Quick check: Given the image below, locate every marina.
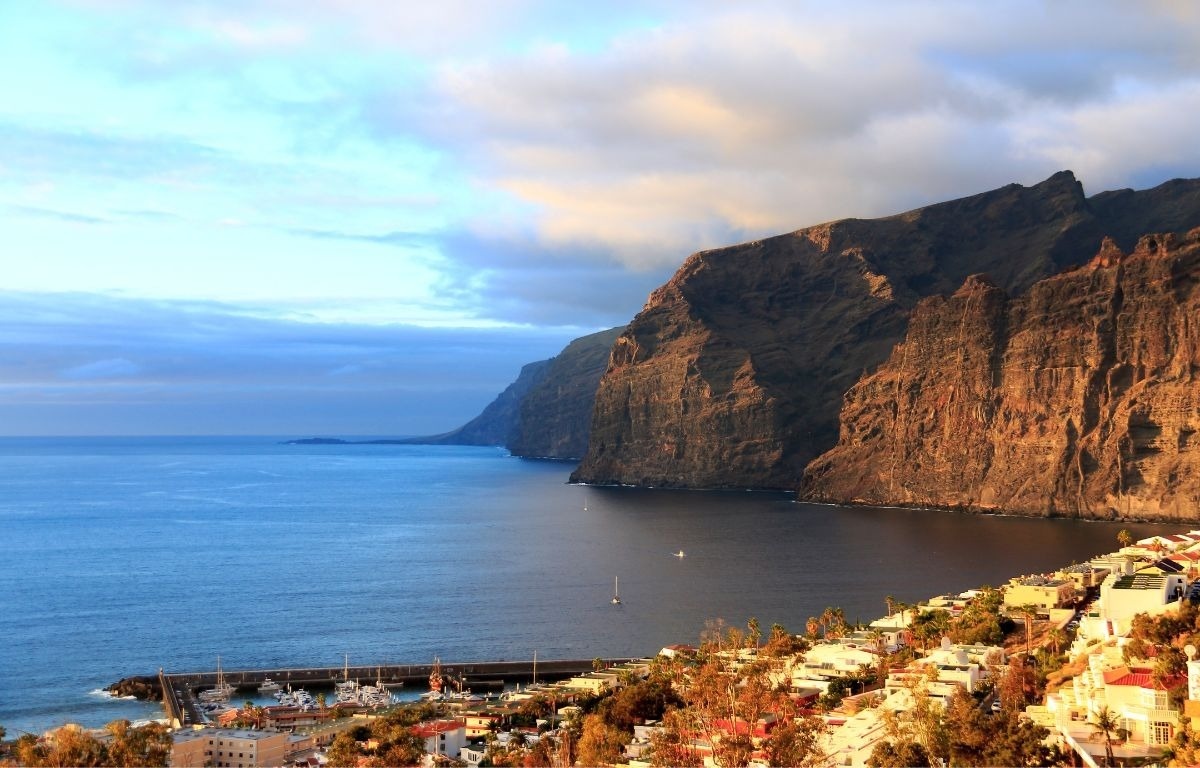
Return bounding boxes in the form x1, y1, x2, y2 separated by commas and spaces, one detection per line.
154, 657, 613, 728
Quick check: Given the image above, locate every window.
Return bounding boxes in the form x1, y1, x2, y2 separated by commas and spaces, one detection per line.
1153, 721, 1172, 745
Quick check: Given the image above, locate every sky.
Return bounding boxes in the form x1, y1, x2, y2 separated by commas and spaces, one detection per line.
3, 0, 1200, 436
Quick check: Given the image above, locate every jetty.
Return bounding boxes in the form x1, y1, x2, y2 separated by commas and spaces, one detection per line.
155, 658, 621, 728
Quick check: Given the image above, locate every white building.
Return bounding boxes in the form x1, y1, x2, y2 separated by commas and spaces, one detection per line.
1097, 571, 1187, 636
413, 719, 466, 761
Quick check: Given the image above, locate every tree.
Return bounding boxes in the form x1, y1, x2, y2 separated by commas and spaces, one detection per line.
525, 736, 555, 767
868, 738, 930, 767
577, 714, 627, 767
1117, 529, 1133, 548
1017, 604, 1040, 656
1090, 706, 1128, 766
761, 717, 826, 767
649, 710, 702, 767
1047, 627, 1066, 656
747, 617, 762, 652
15, 724, 105, 767
104, 720, 171, 767
805, 616, 819, 640
375, 734, 425, 768
326, 730, 362, 768
763, 623, 805, 657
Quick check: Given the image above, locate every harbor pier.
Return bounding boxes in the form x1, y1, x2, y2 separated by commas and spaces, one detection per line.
167, 658, 611, 693
150, 657, 627, 726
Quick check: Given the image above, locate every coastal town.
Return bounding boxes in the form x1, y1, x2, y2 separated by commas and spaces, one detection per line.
10, 530, 1200, 767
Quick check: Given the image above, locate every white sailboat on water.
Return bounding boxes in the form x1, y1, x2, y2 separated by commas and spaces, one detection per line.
611, 576, 621, 605
198, 655, 235, 702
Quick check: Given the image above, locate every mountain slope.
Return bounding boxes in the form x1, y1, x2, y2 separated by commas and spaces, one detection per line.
570, 172, 1200, 490
801, 231, 1200, 520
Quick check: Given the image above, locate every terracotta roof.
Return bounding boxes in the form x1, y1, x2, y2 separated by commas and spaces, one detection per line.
413, 720, 464, 737
1103, 667, 1185, 690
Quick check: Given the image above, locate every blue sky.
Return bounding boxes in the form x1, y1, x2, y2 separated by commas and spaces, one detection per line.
3, 1, 1200, 435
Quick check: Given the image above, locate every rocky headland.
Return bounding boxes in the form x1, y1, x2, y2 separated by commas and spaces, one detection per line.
801, 230, 1200, 520
400, 326, 624, 460
569, 171, 1200, 498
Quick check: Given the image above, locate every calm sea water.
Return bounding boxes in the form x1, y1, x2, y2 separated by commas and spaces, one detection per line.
0, 437, 1181, 735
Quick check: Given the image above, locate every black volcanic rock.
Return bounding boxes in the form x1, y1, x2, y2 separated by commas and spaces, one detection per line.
570, 172, 1200, 490
109, 676, 162, 701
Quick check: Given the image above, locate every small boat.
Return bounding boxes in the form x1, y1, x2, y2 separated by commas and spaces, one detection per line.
198, 656, 234, 702
674, 550, 686, 558
611, 576, 621, 605
257, 677, 281, 693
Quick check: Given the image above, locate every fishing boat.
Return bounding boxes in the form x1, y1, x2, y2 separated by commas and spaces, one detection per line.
611, 576, 621, 605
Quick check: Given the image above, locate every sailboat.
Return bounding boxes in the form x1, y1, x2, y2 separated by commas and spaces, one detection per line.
420, 657, 445, 701
198, 656, 235, 702
611, 576, 621, 605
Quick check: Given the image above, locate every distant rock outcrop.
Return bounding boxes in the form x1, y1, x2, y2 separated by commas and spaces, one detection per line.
802, 231, 1200, 520
570, 172, 1200, 490
509, 326, 627, 459
407, 326, 624, 460
413, 359, 554, 447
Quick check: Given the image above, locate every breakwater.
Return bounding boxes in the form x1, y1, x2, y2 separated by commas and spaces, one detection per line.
125, 658, 625, 727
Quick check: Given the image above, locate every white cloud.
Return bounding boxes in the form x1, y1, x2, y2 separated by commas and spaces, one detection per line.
392, 1, 1200, 268
62, 357, 142, 380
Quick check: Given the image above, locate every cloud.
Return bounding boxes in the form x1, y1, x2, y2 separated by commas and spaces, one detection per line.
7, 204, 109, 225
61, 357, 142, 380
0, 291, 592, 435
364, 0, 1200, 268
12, 0, 1200, 346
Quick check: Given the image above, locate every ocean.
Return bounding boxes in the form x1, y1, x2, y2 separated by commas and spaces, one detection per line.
0, 436, 1178, 736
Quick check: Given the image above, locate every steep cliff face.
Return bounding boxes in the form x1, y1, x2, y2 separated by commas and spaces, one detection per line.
408, 359, 553, 447
408, 326, 623, 459
571, 172, 1200, 490
509, 326, 625, 459
802, 231, 1200, 520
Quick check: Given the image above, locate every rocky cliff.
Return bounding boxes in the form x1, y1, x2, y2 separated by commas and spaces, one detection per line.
409, 326, 623, 459
801, 231, 1200, 520
508, 326, 626, 459
405, 358, 552, 447
571, 171, 1200, 490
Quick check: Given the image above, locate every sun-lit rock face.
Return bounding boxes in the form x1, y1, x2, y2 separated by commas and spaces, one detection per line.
802, 230, 1200, 520
570, 171, 1200, 491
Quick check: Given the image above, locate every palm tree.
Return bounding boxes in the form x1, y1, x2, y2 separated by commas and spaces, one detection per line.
1090, 706, 1128, 766
1048, 627, 1066, 656
1117, 529, 1133, 549
1018, 604, 1039, 656
885, 595, 897, 620
805, 617, 819, 640
820, 607, 835, 638
747, 617, 762, 651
